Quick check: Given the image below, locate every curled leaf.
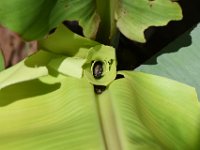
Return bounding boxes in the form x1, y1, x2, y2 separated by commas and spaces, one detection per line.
47, 55, 86, 78
38, 24, 98, 55
0, 50, 54, 89
83, 45, 117, 86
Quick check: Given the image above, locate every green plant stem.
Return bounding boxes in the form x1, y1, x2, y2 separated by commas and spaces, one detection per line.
96, 0, 119, 46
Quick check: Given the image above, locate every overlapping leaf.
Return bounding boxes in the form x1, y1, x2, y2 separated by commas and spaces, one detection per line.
106, 71, 200, 149
0, 25, 99, 89
0, 51, 50, 89
137, 23, 200, 98
116, 0, 182, 42
38, 24, 98, 55
0, 0, 182, 43
0, 0, 100, 40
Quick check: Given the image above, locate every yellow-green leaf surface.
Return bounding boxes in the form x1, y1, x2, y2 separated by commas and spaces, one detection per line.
48, 56, 87, 78
0, 70, 199, 149
0, 50, 53, 89
39, 24, 98, 56
0, 25, 115, 90
99, 71, 200, 149
39, 25, 117, 80
116, 0, 182, 42
39, 24, 99, 78
0, 75, 105, 150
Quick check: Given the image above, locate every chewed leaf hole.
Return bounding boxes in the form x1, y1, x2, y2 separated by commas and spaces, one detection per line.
92, 61, 104, 79
49, 28, 56, 34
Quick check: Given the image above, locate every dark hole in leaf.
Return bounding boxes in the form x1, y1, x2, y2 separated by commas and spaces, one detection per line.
94, 85, 106, 94
92, 61, 103, 79
115, 74, 124, 80
49, 28, 56, 34
63, 21, 83, 36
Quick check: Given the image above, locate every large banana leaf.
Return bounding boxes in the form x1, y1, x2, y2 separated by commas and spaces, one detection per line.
0, 71, 199, 149
0, 25, 200, 149
0, 0, 182, 43
137, 23, 200, 98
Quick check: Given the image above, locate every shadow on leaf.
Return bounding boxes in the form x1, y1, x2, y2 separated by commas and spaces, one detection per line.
143, 25, 195, 65
0, 79, 60, 106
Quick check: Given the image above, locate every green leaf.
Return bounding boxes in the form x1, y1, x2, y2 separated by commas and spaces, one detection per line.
0, 30, 199, 148
0, 71, 199, 149
0, 75, 105, 150
0, 51, 4, 71
0, 0, 100, 40
38, 24, 98, 55
0, 47, 88, 89
0, 0, 182, 43
99, 71, 200, 149
0, 25, 116, 89
116, 0, 182, 42
39, 24, 100, 78
48, 55, 87, 78
137, 23, 200, 98
0, 50, 52, 89
40, 25, 117, 83
0, 13, 199, 149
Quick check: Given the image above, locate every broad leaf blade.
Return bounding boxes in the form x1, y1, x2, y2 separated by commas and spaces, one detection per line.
0, 49, 199, 149
0, 0, 100, 40
116, 0, 182, 42
102, 71, 200, 149
0, 75, 105, 150
137, 23, 200, 98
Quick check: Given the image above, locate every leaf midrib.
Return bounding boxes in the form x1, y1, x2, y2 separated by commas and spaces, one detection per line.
96, 90, 123, 150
